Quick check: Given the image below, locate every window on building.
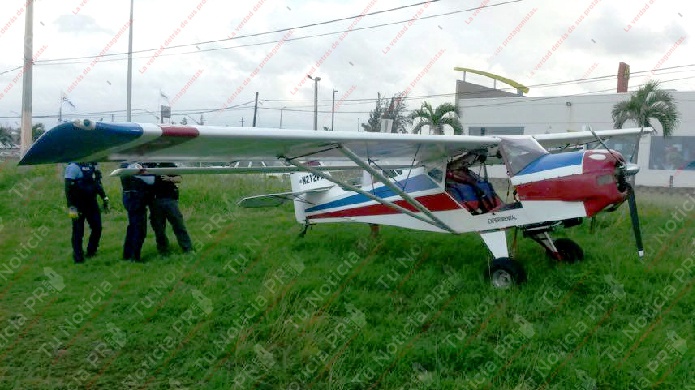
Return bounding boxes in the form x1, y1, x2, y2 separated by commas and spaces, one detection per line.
468, 126, 524, 136
649, 136, 695, 170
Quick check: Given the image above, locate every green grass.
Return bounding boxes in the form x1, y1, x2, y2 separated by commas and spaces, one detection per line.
0, 161, 693, 389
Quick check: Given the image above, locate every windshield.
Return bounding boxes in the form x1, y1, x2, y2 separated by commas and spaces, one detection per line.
499, 138, 549, 176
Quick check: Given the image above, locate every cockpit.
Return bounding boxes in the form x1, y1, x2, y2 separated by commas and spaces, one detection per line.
444, 151, 503, 215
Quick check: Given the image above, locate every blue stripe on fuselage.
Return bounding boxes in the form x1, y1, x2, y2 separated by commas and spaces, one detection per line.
517, 151, 584, 175
306, 174, 437, 213
19, 122, 144, 165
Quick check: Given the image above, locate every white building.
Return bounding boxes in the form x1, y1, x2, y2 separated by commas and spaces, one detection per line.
457, 91, 695, 187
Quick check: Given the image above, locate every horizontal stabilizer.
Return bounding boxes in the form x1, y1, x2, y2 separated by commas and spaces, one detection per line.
238, 186, 333, 208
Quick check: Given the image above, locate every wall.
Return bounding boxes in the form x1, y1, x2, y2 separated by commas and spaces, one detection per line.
457, 91, 695, 187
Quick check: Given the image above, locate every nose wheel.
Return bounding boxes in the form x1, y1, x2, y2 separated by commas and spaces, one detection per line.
527, 230, 584, 263
488, 257, 527, 289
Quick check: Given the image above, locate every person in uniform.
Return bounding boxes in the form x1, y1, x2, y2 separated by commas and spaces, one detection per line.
148, 162, 193, 254
64, 162, 109, 263
120, 162, 154, 262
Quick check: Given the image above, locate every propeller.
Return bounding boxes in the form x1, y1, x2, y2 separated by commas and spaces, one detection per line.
587, 125, 644, 258
625, 183, 644, 258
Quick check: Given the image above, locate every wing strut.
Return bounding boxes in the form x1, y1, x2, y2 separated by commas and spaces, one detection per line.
337, 145, 456, 234
281, 157, 453, 233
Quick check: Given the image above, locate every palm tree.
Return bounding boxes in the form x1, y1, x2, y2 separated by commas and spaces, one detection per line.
612, 80, 680, 162
0, 126, 14, 147
410, 102, 463, 135
32, 123, 46, 141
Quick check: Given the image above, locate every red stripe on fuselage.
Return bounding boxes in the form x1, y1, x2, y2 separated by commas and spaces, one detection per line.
307, 193, 462, 219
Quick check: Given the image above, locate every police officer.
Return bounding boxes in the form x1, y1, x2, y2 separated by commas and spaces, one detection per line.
64, 162, 109, 263
120, 162, 154, 262
148, 162, 193, 254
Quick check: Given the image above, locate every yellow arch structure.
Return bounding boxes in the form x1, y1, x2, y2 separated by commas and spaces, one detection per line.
454, 67, 529, 94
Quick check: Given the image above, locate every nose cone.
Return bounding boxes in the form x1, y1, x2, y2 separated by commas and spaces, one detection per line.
623, 163, 640, 176
19, 120, 144, 165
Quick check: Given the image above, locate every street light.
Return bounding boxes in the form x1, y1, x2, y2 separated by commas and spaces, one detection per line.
331, 89, 338, 131
307, 75, 321, 130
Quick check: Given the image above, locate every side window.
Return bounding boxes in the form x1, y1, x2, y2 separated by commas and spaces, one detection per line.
499, 138, 548, 176
424, 162, 446, 187
427, 168, 443, 184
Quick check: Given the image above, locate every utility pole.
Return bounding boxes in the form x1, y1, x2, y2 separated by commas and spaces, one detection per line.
20, 0, 34, 157
280, 106, 286, 128
126, 0, 134, 121
307, 75, 321, 130
331, 89, 337, 131
252, 91, 259, 127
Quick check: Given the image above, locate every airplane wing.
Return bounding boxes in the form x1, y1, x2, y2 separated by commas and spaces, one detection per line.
521, 128, 648, 149
19, 120, 646, 167
19, 120, 499, 166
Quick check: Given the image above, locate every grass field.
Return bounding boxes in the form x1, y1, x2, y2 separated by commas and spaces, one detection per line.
0, 161, 693, 389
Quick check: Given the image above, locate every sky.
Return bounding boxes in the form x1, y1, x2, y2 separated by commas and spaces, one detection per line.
0, 0, 692, 132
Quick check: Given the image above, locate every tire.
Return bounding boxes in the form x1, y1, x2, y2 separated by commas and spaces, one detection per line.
487, 257, 527, 289
553, 238, 584, 263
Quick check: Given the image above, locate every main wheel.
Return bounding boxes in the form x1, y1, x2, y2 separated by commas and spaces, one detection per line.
552, 238, 584, 263
487, 257, 527, 289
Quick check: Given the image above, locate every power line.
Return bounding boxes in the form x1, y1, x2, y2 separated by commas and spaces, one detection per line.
22, 0, 525, 67
3, 64, 695, 119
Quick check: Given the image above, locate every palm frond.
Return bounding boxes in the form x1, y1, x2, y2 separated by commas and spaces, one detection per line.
439, 117, 464, 135
611, 80, 680, 137
611, 100, 632, 129
433, 103, 457, 120
411, 121, 427, 134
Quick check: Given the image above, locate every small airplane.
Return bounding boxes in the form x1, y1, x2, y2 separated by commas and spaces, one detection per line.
20, 119, 646, 288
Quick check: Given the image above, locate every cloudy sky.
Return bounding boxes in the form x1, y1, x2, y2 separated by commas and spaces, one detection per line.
0, 0, 691, 131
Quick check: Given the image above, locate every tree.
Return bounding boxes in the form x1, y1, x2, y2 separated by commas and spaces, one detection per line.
0, 126, 15, 147
32, 123, 46, 141
361, 93, 410, 133
612, 80, 680, 161
410, 102, 463, 135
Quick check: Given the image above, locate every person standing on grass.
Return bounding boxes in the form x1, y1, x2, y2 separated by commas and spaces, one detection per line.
120, 162, 154, 262
64, 162, 109, 264
148, 162, 193, 255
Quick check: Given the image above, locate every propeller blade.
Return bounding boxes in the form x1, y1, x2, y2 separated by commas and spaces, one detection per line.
626, 185, 644, 258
